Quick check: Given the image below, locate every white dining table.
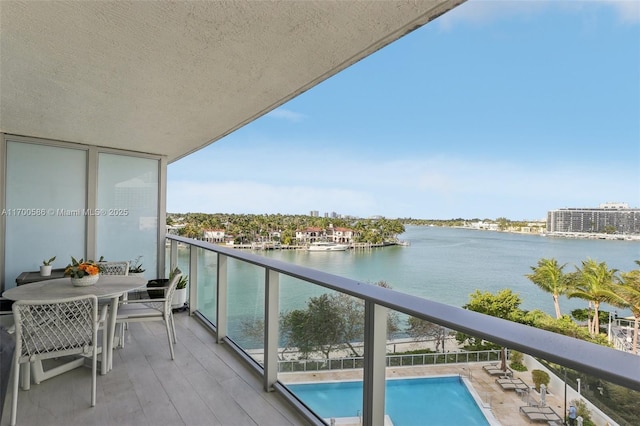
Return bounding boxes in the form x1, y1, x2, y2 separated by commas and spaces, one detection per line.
3, 275, 147, 382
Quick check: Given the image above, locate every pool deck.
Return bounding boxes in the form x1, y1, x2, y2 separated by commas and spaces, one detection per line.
279, 363, 565, 426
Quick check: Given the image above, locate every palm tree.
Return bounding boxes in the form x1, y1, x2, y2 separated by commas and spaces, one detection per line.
617, 260, 640, 354
526, 258, 568, 319
567, 259, 620, 336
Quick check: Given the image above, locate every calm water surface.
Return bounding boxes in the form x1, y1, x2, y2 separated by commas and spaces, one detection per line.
180, 226, 639, 341
288, 376, 489, 426
257, 226, 639, 314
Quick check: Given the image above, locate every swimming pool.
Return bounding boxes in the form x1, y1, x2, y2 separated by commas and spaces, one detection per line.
287, 376, 493, 426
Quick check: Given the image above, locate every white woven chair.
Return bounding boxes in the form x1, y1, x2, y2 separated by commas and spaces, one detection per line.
115, 269, 182, 360
95, 261, 128, 365
99, 261, 129, 275
10, 295, 101, 426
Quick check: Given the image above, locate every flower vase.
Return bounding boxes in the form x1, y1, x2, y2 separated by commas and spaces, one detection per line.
71, 274, 100, 287
40, 265, 52, 276
171, 288, 187, 308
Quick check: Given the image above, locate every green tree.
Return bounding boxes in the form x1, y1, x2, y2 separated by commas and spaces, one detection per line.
406, 317, 447, 352
282, 294, 345, 358
567, 259, 620, 336
526, 258, 569, 319
617, 260, 640, 354
281, 281, 399, 359
459, 289, 524, 370
463, 289, 524, 321
496, 217, 509, 231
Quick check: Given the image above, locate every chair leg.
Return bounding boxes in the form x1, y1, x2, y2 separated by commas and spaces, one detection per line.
91, 347, 97, 406
10, 358, 20, 426
165, 320, 175, 360
101, 326, 108, 375
169, 312, 177, 344
119, 322, 126, 348
21, 362, 30, 389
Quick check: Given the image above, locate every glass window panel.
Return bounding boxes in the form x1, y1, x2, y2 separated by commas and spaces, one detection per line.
4, 141, 86, 288
96, 153, 158, 279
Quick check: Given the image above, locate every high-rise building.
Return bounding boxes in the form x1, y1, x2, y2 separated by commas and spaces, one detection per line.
547, 203, 640, 234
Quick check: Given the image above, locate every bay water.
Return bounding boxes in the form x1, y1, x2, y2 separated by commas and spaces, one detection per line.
250, 226, 636, 312
180, 225, 639, 340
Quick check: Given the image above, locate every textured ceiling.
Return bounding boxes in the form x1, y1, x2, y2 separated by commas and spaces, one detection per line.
0, 1, 463, 162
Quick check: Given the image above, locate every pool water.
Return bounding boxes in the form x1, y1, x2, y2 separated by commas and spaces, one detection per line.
287, 376, 490, 426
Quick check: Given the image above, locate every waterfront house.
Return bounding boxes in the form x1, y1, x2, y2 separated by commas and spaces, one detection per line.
295, 227, 325, 244
203, 229, 226, 244
327, 226, 355, 244
1, 2, 638, 426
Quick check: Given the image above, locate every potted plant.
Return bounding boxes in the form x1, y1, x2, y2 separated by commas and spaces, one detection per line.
146, 267, 186, 301
64, 256, 104, 287
40, 256, 56, 276
171, 273, 189, 309
129, 256, 145, 277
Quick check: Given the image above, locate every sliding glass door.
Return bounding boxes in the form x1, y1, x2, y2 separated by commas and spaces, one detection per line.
2, 137, 163, 290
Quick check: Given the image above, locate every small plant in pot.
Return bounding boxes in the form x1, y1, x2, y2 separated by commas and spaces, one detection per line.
40, 256, 56, 276
172, 273, 189, 309
129, 256, 145, 277
147, 267, 186, 299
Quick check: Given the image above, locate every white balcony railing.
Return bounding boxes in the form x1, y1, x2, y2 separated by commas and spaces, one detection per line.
167, 235, 640, 426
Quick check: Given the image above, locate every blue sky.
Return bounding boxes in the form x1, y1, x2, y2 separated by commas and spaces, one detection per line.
168, 0, 640, 220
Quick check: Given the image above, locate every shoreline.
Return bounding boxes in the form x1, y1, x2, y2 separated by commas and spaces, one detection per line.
451, 225, 640, 241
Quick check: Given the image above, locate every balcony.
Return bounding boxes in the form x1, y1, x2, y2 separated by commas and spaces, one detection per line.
2, 234, 639, 425
0, 312, 306, 426
170, 236, 638, 425
0, 314, 566, 426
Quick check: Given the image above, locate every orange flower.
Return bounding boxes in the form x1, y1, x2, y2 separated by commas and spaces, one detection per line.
79, 263, 99, 275
64, 257, 102, 278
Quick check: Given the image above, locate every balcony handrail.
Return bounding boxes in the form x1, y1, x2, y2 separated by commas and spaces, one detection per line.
167, 234, 640, 392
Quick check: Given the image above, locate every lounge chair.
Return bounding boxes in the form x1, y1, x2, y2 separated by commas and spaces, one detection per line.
483, 364, 513, 377
519, 405, 563, 424
496, 377, 530, 392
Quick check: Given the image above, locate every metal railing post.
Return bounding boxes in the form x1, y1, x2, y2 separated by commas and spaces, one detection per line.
362, 301, 387, 426
264, 268, 279, 391
188, 245, 198, 314
216, 254, 228, 343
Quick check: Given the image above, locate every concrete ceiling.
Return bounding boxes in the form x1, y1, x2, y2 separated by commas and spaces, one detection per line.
0, 1, 463, 162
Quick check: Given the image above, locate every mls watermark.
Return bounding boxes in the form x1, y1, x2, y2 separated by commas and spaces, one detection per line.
1, 208, 129, 217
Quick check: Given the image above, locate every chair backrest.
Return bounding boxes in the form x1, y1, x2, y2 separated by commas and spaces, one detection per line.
99, 261, 129, 276
12, 295, 98, 362
164, 269, 182, 315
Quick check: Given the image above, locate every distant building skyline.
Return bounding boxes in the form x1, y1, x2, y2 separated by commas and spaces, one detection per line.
547, 204, 640, 235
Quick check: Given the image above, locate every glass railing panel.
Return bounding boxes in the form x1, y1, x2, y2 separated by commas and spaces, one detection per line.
533, 358, 640, 426
195, 246, 217, 324
164, 236, 639, 426
379, 318, 639, 426
383, 314, 498, 425
279, 280, 364, 424
226, 257, 265, 359
175, 242, 190, 275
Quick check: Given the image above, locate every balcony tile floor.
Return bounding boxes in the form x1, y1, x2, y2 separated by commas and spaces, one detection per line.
1, 312, 308, 426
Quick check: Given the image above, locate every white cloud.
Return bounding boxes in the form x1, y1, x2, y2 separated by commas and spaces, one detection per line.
436, 0, 639, 30
265, 108, 307, 122
167, 180, 375, 216
168, 152, 638, 220
436, 0, 551, 30
602, 0, 640, 23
